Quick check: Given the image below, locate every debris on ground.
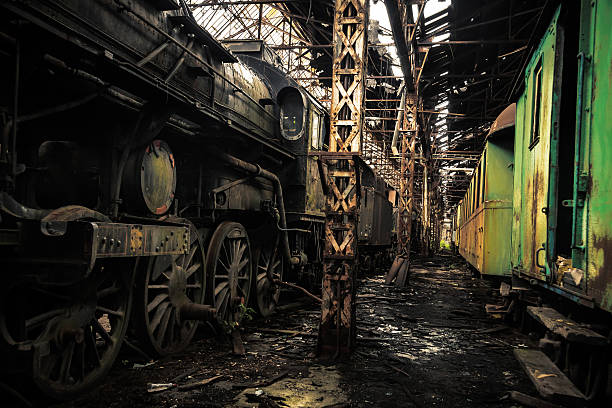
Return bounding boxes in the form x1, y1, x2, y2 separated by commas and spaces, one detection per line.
51, 252, 536, 408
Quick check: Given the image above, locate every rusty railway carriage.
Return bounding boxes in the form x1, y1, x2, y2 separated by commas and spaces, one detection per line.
512, 0, 612, 315
455, 104, 515, 277
509, 0, 612, 399
455, 0, 612, 400
358, 167, 395, 273
0, 0, 350, 398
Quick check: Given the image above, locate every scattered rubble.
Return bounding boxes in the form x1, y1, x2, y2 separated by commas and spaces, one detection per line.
51, 253, 538, 408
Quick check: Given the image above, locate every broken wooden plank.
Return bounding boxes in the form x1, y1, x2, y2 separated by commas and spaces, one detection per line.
395, 258, 410, 287
170, 368, 199, 383
526, 306, 608, 346
254, 328, 316, 337
178, 375, 224, 391
514, 349, 585, 406
509, 391, 563, 408
273, 279, 322, 303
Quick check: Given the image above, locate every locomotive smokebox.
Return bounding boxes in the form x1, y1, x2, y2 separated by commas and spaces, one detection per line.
122, 140, 176, 215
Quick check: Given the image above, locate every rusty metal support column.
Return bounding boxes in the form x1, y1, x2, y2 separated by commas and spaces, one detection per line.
317, 0, 368, 357
386, 94, 417, 286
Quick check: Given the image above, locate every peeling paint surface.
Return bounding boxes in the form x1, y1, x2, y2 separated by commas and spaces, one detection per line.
511, 1, 612, 313
512, 8, 559, 281
456, 133, 513, 276
583, 0, 612, 312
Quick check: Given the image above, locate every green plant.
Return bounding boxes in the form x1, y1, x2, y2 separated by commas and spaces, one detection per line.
440, 240, 451, 250
220, 302, 256, 334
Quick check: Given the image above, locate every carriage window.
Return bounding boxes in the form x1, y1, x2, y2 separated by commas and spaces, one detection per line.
472, 182, 478, 214
481, 151, 486, 204
530, 58, 543, 149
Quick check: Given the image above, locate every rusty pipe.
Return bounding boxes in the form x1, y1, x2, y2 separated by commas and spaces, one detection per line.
0, 192, 49, 220
212, 148, 299, 266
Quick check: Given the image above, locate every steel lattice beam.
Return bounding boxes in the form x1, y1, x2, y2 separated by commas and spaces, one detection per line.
385, 0, 425, 286
317, 0, 367, 357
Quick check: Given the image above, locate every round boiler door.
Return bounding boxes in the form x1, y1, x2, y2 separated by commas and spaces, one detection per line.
140, 140, 176, 215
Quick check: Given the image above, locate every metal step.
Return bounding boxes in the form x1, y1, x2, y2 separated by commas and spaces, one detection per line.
514, 349, 586, 406
527, 306, 608, 346
485, 303, 511, 314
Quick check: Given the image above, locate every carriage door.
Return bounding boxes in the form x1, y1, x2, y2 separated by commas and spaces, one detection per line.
520, 9, 562, 280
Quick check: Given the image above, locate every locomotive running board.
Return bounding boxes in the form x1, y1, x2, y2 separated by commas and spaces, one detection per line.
8, 220, 189, 277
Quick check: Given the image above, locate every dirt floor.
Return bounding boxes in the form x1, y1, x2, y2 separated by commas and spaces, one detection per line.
46, 252, 541, 408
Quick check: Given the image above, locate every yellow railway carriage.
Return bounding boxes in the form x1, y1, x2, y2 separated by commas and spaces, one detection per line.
456, 104, 515, 277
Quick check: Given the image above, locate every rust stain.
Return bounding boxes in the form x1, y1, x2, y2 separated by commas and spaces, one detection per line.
590, 236, 612, 311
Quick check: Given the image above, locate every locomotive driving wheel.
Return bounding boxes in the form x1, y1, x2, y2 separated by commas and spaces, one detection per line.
0, 259, 134, 400
253, 242, 283, 317
133, 218, 205, 356
206, 222, 252, 324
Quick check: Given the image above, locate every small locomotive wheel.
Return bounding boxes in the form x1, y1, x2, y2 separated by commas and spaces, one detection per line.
133, 219, 205, 356
206, 222, 252, 324
13, 260, 134, 399
253, 244, 283, 317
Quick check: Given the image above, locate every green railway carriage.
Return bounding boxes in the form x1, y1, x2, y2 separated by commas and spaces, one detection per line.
456, 104, 515, 277
511, 0, 612, 314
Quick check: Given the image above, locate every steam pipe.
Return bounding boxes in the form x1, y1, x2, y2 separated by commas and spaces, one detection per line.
211, 148, 299, 266
0, 192, 49, 220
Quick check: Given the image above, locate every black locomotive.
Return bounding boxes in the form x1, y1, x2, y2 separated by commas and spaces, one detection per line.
0, 0, 394, 398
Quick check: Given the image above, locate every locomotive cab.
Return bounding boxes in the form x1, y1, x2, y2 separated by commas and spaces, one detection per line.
278, 87, 306, 141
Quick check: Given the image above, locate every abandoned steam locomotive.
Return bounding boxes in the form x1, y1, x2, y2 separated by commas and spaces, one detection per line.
0, 0, 395, 398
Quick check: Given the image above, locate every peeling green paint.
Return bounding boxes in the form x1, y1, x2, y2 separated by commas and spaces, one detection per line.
511, 0, 612, 313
